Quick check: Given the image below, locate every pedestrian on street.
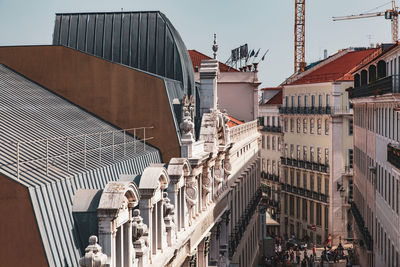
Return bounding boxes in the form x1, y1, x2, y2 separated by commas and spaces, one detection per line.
296, 248, 301, 264
312, 244, 316, 257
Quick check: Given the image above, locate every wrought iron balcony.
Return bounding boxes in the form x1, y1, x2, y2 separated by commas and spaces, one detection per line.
349, 75, 400, 99
388, 143, 400, 170
281, 157, 329, 174
261, 125, 282, 133
261, 171, 280, 183
281, 183, 328, 203
351, 202, 373, 251
229, 188, 262, 258
279, 106, 332, 115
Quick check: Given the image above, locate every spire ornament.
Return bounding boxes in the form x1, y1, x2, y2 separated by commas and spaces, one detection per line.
212, 33, 218, 59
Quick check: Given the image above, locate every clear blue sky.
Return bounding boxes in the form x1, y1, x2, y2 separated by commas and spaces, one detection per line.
0, 0, 395, 87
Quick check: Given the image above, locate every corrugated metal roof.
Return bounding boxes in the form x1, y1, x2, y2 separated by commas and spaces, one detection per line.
0, 64, 161, 267
52, 11, 200, 140
53, 11, 195, 96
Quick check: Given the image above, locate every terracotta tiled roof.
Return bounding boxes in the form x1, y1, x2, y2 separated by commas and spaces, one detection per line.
226, 115, 244, 128
261, 87, 283, 91
188, 50, 238, 72
265, 91, 283, 105
289, 48, 378, 85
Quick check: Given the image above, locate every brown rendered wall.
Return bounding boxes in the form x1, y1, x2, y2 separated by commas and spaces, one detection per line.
0, 174, 48, 266
0, 46, 180, 162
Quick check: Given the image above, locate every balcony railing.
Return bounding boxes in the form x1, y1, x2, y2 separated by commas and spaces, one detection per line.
351, 202, 373, 250
229, 188, 262, 258
261, 171, 280, 183
281, 157, 329, 174
261, 125, 282, 133
388, 143, 400, 170
279, 106, 332, 115
349, 75, 400, 99
281, 183, 329, 203
230, 120, 258, 142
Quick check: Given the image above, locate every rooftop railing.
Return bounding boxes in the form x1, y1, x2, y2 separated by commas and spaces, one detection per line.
349, 75, 400, 99
230, 120, 258, 142
3, 127, 154, 179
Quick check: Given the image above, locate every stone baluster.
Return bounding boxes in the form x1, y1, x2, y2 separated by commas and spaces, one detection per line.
132, 209, 149, 267
163, 192, 176, 246
79, 236, 108, 267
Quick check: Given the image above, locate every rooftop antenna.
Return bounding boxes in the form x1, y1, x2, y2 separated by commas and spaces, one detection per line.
366, 34, 373, 47
212, 33, 218, 59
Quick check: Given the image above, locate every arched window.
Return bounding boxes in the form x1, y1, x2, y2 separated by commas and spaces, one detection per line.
377, 60, 387, 79
361, 70, 368, 86
369, 65, 377, 83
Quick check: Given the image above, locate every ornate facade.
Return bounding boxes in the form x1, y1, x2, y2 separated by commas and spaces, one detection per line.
75, 59, 261, 267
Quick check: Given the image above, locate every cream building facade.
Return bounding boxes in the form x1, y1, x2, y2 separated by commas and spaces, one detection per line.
259, 88, 283, 233
350, 43, 400, 267
279, 48, 376, 246
76, 59, 262, 267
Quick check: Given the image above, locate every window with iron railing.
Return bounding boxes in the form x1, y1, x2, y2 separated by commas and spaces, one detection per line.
317, 119, 322, 135
325, 119, 329, 135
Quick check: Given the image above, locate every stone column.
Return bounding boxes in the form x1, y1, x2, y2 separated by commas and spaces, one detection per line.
198, 238, 206, 267
209, 226, 219, 265
138, 198, 154, 262
123, 219, 133, 267
97, 218, 116, 267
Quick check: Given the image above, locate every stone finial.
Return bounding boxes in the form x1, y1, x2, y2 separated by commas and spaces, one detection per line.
132, 209, 148, 242
180, 94, 195, 140
79, 236, 108, 267
212, 33, 218, 59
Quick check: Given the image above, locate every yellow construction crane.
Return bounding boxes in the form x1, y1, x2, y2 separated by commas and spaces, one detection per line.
295, 0, 306, 73
333, 0, 399, 43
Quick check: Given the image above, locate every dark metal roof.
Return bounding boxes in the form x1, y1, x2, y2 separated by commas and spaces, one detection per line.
0, 64, 161, 266
53, 11, 195, 96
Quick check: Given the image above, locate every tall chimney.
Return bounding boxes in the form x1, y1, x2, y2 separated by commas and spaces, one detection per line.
199, 59, 219, 117
324, 49, 328, 59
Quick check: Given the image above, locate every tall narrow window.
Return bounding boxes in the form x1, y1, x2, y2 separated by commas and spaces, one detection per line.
310, 119, 315, 134
326, 94, 330, 107
297, 145, 301, 159
272, 136, 276, 150
317, 147, 322, 163
303, 172, 308, 189
290, 118, 294, 132
310, 147, 314, 162
317, 176, 322, 193
349, 149, 354, 169
278, 137, 281, 151
325, 148, 329, 165
284, 118, 288, 132
262, 135, 265, 148
291, 95, 295, 108
325, 119, 329, 135
298, 95, 302, 107
349, 119, 353, 135
317, 119, 322, 135
311, 95, 315, 108
285, 96, 289, 107
303, 146, 308, 161
303, 118, 307, 133
304, 95, 308, 107
318, 94, 322, 107
267, 136, 270, 149
290, 144, 294, 158
297, 118, 301, 133
310, 174, 314, 192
